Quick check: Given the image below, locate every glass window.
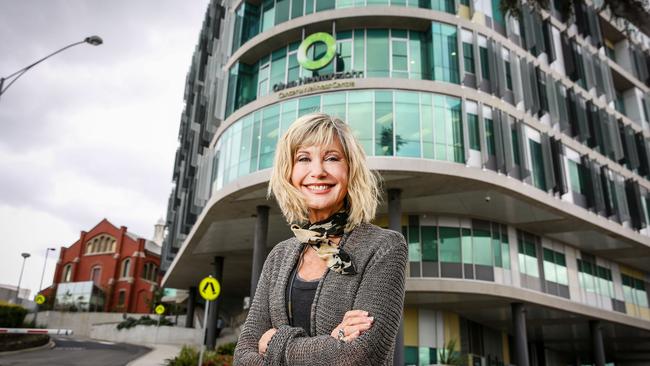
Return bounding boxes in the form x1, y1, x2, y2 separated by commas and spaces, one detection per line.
392, 39, 408, 78
463, 42, 474, 74
348, 91, 374, 154
517, 231, 539, 278
439, 227, 461, 263
291, 0, 304, 18
118, 290, 126, 306
395, 91, 421, 157
408, 222, 421, 263
485, 118, 496, 155
287, 52, 300, 82
529, 139, 547, 191
422, 226, 438, 262
568, 160, 586, 194
431, 22, 459, 84
336, 40, 352, 73
433, 95, 463, 162
409, 31, 424, 79
468, 113, 480, 151
270, 48, 287, 93
505, 60, 513, 90
479, 46, 489, 81
261, 0, 275, 32
354, 29, 365, 72
275, 0, 290, 24
258, 61, 270, 97
375, 90, 394, 156
367, 30, 390, 77
259, 105, 280, 169
298, 95, 321, 116
322, 92, 346, 120
420, 93, 434, 159
461, 228, 472, 264
500, 226, 511, 270
492, 226, 502, 267
473, 229, 492, 266
316, 0, 335, 11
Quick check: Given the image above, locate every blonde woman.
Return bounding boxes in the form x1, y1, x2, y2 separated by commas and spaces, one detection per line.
233, 113, 407, 365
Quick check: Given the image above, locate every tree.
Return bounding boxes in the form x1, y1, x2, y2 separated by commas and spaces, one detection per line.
500, 0, 650, 37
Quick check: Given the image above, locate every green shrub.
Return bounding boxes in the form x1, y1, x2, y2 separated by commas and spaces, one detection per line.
0, 334, 50, 352
216, 342, 236, 355
165, 345, 234, 366
116, 315, 173, 330
0, 302, 28, 328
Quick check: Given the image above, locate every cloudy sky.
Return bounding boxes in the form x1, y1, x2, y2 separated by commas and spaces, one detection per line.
0, 1, 208, 300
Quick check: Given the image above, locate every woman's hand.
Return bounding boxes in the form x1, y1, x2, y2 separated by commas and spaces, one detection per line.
330, 310, 374, 342
258, 328, 277, 355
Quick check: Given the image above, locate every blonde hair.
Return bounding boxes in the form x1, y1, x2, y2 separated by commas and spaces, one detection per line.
268, 112, 381, 229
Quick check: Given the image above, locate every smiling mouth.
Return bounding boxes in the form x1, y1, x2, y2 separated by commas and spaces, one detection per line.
305, 184, 334, 192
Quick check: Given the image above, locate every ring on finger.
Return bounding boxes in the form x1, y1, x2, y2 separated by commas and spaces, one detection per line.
337, 327, 345, 342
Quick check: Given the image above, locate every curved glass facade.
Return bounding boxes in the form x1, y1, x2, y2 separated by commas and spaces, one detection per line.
231, 0, 460, 52
226, 24, 459, 116
215, 89, 462, 191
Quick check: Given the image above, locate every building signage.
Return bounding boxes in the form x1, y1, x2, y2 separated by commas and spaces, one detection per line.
273, 32, 362, 95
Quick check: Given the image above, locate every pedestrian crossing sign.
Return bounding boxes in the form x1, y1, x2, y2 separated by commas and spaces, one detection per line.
199, 276, 221, 301
35, 294, 46, 305
155, 304, 165, 315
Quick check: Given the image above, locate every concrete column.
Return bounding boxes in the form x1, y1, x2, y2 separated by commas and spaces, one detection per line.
185, 286, 197, 328
590, 320, 606, 366
206, 256, 224, 350
511, 303, 530, 366
251, 205, 269, 300
388, 189, 404, 366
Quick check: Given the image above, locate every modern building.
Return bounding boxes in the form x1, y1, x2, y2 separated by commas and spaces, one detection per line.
41, 219, 163, 313
161, 0, 650, 364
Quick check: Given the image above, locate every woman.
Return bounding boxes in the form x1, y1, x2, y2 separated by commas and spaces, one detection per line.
233, 113, 407, 366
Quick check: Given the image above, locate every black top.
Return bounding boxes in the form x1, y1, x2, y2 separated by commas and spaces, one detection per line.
286, 263, 320, 336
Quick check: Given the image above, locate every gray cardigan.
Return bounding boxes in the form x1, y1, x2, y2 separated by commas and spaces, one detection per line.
233, 222, 408, 366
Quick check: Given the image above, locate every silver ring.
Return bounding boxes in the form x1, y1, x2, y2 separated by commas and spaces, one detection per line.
337, 328, 345, 341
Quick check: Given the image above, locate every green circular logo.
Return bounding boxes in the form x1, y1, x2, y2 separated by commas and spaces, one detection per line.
297, 32, 336, 71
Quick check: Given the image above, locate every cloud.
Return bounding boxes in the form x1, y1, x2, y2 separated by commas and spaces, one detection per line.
0, 0, 208, 297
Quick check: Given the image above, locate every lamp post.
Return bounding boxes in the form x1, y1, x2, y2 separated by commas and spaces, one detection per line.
34, 247, 56, 325
15, 252, 31, 304
38, 248, 56, 293
0, 35, 103, 102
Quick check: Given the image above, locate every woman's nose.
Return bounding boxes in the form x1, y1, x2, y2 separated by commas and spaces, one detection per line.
309, 160, 327, 177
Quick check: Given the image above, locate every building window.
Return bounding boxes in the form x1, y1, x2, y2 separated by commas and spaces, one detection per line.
439, 227, 461, 264
431, 22, 459, 84
85, 235, 116, 255
622, 274, 649, 308
62, 264, 73, 283
117, 290, 126, 306
543, 248, 568, 286
468, 113, 480, 151
479, 46, 490, 81
567, 159, 586, 195
484, 117, 496, 156
517, 231, 539, 278
90, 266, 101, 285
463, 42, 474, 74
528, 138, 547, 191
391, 31, 409, 79
505, 60, 513, 90
142, 262, 158, 282
121, 258, 131, 278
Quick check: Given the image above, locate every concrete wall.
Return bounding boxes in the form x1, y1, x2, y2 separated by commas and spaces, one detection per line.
90, 324, 202, 346
25, 311, 189, 338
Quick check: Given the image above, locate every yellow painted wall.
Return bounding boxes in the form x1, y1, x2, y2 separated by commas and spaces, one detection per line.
471, 11, 486, 26
502, 332, 510, 364
372, 215, 408, 229
626, 303, 640, 318
458, 4, 470, 19
619, 265, 644, 279
640, 307, 650, 321
443, 311, 461, 351
404, 307, 419, 347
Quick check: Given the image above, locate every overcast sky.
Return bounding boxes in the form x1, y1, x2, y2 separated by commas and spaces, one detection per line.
0, 1, 208, 300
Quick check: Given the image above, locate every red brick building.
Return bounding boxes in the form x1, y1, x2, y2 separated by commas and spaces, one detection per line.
41, 219, 163, 313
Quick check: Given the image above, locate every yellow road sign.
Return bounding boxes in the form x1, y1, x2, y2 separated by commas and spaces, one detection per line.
198, 276, 221, 301
34, 294, 46, 305
154, 304, 165, 315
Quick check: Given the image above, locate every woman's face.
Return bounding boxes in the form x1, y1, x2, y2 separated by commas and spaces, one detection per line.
291, 137, 349, 223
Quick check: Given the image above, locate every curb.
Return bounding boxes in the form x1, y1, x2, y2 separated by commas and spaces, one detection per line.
0, 338, 55, 356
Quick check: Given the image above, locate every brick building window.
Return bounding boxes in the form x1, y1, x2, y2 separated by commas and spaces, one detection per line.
142, 262, 158, 282
85, 234, 117, 255
121, 258, 131, 278
117, 290, 126, 306
90, 266, 101, 285
62, 264, 73, 282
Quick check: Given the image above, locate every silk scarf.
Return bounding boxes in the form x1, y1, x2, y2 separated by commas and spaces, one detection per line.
290, 211, 357, 275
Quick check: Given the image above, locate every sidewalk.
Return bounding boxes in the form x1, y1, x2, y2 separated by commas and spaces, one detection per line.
127, 343, 182, 366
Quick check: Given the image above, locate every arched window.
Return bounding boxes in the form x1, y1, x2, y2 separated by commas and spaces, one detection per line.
84, 235, 116, 255
142, 263, 150, 281
62, 264, 73, 282
121, 258, 131, 278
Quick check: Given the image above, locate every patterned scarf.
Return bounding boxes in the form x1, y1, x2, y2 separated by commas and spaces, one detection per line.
290, 211, 357, 275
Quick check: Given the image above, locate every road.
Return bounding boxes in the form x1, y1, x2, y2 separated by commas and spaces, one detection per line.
0, 337, 150, 366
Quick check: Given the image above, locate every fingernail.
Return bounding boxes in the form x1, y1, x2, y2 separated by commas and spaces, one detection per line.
369, 317, 374, 322
364, 311, 369, 315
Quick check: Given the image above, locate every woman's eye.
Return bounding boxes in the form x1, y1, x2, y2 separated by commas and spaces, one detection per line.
325, 155, 340, 162
296, 156, 310, 162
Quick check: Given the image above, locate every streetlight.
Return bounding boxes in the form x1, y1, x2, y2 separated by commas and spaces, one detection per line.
38, 248, 56, 292
0, 35, 103, 102
15, 252, 31, 304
